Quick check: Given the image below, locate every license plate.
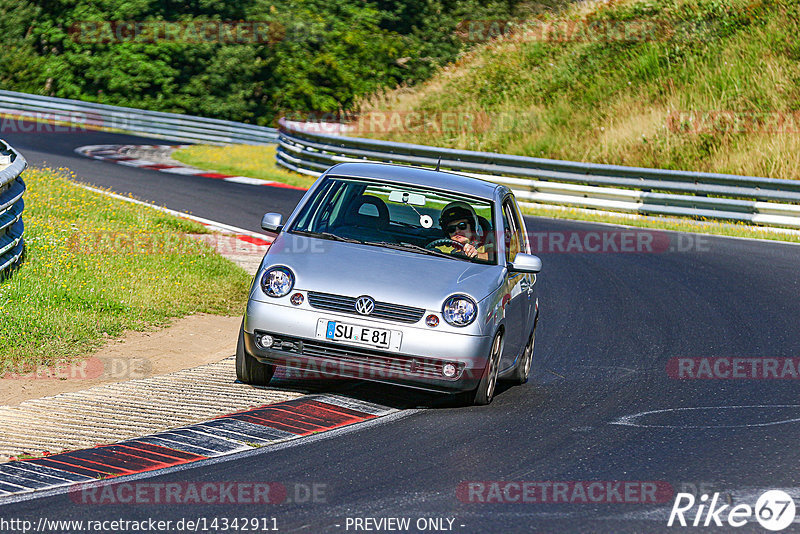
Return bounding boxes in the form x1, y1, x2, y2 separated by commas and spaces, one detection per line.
324, 321, 391, 349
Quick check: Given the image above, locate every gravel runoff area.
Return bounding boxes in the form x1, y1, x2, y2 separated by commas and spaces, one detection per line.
0, 201, 283, 462
0, 358, 304, 461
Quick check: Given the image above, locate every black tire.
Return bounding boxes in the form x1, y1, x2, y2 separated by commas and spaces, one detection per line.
235, 323, 275, 386
468, 332, 503, 406
509, 329, 535, 385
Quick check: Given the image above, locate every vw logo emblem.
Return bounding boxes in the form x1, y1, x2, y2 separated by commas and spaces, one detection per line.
355, 296, 375, 316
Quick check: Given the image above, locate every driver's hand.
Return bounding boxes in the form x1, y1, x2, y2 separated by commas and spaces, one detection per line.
452, 235, 478, 258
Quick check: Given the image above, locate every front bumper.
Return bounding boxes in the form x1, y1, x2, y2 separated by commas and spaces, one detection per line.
244, 299, 493, 393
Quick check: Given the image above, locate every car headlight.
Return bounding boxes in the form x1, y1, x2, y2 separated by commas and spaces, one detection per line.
261, 266, 294, 298
442, 295, 477, 327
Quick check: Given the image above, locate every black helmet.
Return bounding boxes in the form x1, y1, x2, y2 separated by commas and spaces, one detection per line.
439, 200, 483, 237
439, 201, 479, 234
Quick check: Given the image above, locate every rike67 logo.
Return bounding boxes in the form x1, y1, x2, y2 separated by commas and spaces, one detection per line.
668, 490, 796, 531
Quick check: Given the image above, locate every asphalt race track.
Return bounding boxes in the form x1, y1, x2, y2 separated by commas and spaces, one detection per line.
2, 123, 800, 532
5, 125, 306, 230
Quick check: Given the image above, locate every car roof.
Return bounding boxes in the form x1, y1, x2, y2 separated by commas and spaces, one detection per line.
324, 162, 502, 201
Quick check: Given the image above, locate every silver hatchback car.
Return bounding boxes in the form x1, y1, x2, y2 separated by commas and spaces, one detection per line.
238, 162, 541, 404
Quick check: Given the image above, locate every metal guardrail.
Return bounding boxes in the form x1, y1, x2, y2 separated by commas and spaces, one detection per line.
0, 90, 278, 145
0, 140, 26, 278
276, 118, 800, 229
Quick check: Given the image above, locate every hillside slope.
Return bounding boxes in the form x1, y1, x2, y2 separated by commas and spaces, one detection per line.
0, 0, 565, 125
359, 0, 800, 180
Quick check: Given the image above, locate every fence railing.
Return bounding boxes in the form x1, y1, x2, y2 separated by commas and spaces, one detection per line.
0, 140, 26, 278
276, 118, 800, 230
0, 90, 278, 145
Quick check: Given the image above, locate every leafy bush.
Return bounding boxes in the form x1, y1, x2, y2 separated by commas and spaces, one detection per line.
0, 0, 565, 124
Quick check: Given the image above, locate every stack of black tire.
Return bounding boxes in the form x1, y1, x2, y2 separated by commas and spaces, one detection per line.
0, 140, 26, 280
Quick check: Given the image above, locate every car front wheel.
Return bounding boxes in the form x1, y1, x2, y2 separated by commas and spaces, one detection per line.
468, 332, 503, 406
235, 322, 275, 386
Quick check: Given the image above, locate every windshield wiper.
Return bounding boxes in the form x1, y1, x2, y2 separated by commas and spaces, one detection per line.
292, 230, 364, 244
320, 232, 364, 244
371, 241, 453, 259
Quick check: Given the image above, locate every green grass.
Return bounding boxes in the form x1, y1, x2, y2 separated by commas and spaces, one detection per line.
172, 144, 316, 189
0, 166, 251, 371
358, 0, 800, 181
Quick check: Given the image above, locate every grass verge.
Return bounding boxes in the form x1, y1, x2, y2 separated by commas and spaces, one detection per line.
172, 144, 315, 189
358, 0, 800, 180
0, 166, 251, 370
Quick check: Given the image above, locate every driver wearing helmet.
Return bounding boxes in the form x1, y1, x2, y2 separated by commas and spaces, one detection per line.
436, 202, 490, 260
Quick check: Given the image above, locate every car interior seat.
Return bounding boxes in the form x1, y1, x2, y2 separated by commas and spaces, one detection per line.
343, 195, 390, 230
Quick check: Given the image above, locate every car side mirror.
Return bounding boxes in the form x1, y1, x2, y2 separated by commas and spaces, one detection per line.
261, 212, 283, 233
508, 253, 542, 274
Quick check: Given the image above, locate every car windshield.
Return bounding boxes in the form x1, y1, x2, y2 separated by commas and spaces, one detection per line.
289, 177, 496, 264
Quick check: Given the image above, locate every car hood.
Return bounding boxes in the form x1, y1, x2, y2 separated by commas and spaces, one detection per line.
254, 233, 506, 310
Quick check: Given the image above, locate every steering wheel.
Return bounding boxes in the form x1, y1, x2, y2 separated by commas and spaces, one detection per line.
425, 238, 466, 251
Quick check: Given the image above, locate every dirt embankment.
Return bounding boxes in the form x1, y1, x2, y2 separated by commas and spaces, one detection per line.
1, 314, 241, 406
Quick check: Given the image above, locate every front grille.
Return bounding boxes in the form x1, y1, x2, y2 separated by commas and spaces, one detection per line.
307, 291, 425, 324
256, 331, 462, 380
